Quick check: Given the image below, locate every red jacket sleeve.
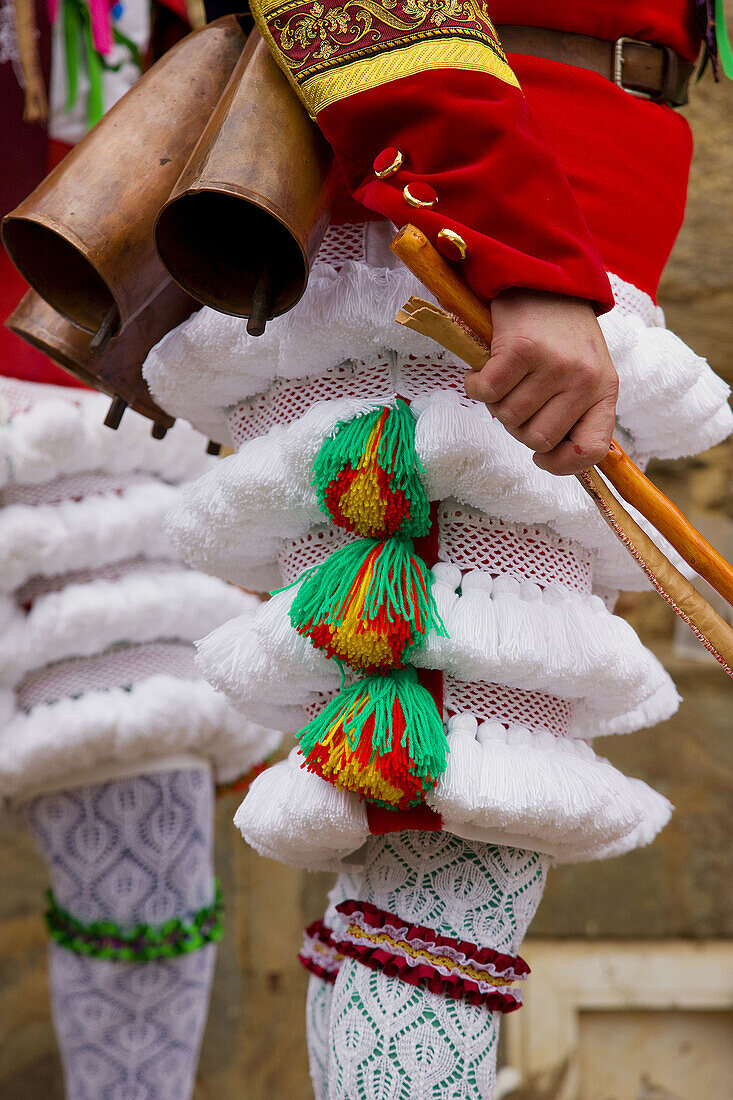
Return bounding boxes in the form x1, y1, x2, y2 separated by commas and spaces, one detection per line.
251, 0, 614, 313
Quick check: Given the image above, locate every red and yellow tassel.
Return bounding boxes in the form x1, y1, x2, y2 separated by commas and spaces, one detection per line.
299, 668, 448, 808
288, 537, 446, 672
312, 401, 430, 539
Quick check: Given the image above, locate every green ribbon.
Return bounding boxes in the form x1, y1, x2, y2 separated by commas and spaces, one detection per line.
59, 0, 143, 129
715, 0, 733, 79
45, 881, 224, 962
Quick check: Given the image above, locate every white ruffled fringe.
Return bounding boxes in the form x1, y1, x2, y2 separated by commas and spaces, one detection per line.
234, 749, 369, 872
143, 260, 732, 466
0, 675, 282, 801
167, 384, 716, 594
427, 713, 672, 862
144, 262, 435, 442
165, 397, 393, 582
196, 567, 677, 736
232, 729, 671, 869
0, 380, 213, 488
0, 481, 185, 591
1, 570, 255, 686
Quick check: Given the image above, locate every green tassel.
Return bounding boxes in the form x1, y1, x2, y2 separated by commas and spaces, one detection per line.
312, 401, 430, 539
62, 0, 81, 112
299, 667, 448, 808
286, 536, 447, 671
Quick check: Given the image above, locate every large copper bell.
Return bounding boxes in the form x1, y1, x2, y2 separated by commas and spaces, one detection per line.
155, 31, 333, 333
7, 285, 199, 434
2, 16, 247, 339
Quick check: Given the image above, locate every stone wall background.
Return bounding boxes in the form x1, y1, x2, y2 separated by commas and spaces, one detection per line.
1, 62, 732, 1100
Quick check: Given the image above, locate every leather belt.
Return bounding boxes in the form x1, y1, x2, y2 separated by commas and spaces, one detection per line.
496, 26, 694, 107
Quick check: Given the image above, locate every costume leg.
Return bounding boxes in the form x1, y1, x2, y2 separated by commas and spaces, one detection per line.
303, 861, 365, 1100
24, 766, 218, 1100
306, 973, 335, 1100
325, 832, 548, 1100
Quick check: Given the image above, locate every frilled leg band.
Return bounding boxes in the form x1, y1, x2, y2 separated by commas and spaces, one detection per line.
300, 909, 526, 1012
25, 767, 218, 1100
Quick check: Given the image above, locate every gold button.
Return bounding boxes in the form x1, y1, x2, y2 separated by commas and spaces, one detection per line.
437, 228, 468, 260
403, 182, 438, 208
373, 148, 404, 178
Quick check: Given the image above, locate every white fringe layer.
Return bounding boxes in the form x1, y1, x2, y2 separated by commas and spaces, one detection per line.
234, 748, 370, 872
0, 674, 282, 802
0, 378, 213, 488
0, 481, 185, 591
144, 262, 438, 443
194, 571, 679, 737
166, 387, 708, 594
165, 396, 393, 584
232, 728, 671, 872
426, 714, 672, 862
143, 261, 732, 462
0, 569, 256, 686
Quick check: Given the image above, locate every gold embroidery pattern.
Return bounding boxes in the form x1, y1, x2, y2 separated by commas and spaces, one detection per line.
251, 0, 519, 115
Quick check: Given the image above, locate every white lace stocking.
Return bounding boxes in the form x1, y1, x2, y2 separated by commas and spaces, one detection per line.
307, 971, 335, 1100
24, 767, 217, 1100
312, 832, 548, 1100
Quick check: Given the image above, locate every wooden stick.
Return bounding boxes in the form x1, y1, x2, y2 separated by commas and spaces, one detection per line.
598, 439, 733, 607
392, 225, 495, 346
578, 467, 733, 676
391, 224, 733, 610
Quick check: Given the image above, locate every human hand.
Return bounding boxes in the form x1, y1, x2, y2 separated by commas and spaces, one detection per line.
464, 289, 618, 476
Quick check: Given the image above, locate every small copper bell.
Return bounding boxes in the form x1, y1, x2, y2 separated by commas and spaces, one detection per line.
7, 281, 198, 426
2, 16, 247, 338
155, 32, 334, 328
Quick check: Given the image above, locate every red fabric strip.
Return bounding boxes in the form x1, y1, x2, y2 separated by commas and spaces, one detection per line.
366, 802, 443, 834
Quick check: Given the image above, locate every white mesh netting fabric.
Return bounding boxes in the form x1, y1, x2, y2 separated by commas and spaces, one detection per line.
227, 360, 394, 449
309, 832, 548, 1100
443, 678, 573, 737
316, 224, 370, 267
1, 470, 151, 508
15, 557, 182, 609
437, 504, 592, 594
16, 641, 198, 711
24, 767, 217, 1100
276, 506, 591, 595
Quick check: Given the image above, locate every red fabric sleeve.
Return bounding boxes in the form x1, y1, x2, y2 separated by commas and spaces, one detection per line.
251, 0, 614, 313
325, 69, 614, 312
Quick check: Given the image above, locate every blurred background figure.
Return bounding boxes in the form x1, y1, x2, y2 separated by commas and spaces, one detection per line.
0, 7, 279, 1098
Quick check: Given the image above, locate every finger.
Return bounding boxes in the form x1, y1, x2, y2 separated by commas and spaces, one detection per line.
487, 372, 568, 434
533, 399, 615, 476
506, 389, 596, 453
464, 349, 530, 406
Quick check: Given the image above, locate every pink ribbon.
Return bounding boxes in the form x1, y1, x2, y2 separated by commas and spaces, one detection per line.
48, 0, 115, 55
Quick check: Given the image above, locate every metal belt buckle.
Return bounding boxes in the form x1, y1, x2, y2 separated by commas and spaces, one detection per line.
613, 35, 675, 102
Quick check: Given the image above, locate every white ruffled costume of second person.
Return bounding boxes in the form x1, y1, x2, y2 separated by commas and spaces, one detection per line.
0, 377, 281, 803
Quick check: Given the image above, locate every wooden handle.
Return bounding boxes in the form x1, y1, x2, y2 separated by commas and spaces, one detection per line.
391, 225, 494, 347
579, 467, 733, 676
599, 440, 733, 608
392, 223, 733, 611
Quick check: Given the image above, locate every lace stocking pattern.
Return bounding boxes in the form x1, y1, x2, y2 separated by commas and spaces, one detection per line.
312, 832, 548, 1099
25, 768, 215, 926
48, 941, 217, 1100
25, 768, 217, 1100
307, 972, 335, 1100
